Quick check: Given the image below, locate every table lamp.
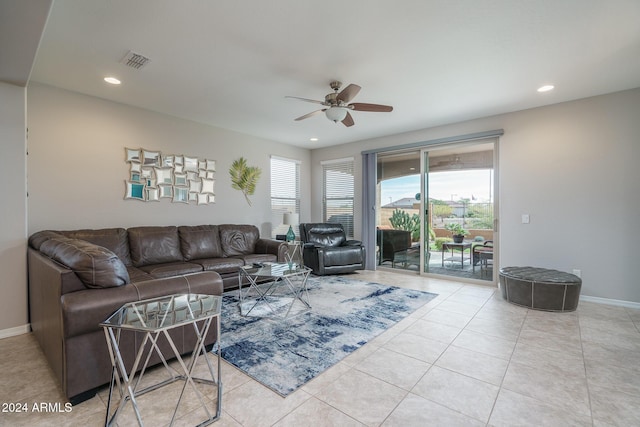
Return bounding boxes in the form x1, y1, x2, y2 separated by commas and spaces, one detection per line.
283, 213, 299, 242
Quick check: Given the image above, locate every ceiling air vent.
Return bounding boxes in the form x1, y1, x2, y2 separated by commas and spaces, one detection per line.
120, 51, 150, 70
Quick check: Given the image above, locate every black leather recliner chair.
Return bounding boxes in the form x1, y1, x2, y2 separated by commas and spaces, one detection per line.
299, 223, 366, 275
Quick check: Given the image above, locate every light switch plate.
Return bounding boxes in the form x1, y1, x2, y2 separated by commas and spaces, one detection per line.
522, 214, 530, 224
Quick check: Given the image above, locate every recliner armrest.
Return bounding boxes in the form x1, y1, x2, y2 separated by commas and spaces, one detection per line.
344, 240, 363, 246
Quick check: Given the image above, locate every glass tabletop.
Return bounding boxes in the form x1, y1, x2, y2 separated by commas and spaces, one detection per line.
240, 262, 310, 278
101, 293, 221, 332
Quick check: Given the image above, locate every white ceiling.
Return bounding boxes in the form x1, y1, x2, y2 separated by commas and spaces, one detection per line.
5, 0, 640, 149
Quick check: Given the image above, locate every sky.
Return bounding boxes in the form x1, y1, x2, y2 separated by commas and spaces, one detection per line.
381, 169, 493, 204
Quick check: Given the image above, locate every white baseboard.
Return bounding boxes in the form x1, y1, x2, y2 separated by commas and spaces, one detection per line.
580, 295, 640, 310
0, 324, 30, 340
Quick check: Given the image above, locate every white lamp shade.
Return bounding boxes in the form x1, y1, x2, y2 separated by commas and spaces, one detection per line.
283, 213, 299, 225
325, 107, 348, 122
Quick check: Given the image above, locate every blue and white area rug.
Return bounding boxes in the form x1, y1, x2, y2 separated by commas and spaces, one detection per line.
218, 275, 438, 396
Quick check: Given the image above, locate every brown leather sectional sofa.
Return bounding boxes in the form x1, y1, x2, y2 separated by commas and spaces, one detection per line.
27, 224, 287, 404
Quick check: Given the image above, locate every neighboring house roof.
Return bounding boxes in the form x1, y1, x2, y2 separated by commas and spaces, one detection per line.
382, 198, 419, 208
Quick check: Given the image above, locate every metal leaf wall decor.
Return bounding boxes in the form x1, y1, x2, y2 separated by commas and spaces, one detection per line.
229, 157, 261, 206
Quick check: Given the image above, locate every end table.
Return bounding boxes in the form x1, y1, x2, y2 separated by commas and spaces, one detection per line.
101, 293, 222, 426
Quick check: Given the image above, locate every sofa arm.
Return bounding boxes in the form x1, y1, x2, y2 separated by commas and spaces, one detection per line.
61, 271, 223, 339
28, 248, 85, 391
254, 238, 288, 262
344, 240, 363, 246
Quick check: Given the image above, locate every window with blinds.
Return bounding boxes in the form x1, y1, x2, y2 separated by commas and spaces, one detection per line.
322, 158, 355, 238
270, 156, 301, 238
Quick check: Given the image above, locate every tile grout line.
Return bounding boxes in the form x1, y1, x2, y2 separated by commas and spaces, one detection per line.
408, 284, 498, 425
577, 309, 596, 426
485, 303, 528, 425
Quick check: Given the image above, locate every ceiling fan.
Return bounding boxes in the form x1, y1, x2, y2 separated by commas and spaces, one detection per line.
286, 81, 393, 127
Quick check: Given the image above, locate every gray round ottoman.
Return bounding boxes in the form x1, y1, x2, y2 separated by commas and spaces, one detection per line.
499, 266, 582, 312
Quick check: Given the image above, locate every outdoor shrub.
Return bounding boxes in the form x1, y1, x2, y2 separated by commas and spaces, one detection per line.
467, 218, 493, 229
389, 209, 420, 240
434, 237, 453, 251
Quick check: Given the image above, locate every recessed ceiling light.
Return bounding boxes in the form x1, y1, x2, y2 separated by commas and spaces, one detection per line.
310, 137, 319, 142
537, 85, 554, 93
104, 77, 121, 85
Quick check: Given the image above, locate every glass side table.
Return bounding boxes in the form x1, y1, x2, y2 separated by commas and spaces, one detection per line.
284, 241, 303, 269
100, 293, 222, 426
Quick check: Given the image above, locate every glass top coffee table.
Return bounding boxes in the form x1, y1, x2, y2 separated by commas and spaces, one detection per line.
238, 262, 312, 318
100, 293, 222, 426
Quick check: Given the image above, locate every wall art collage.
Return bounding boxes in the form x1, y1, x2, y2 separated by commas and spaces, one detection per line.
124, 147, 216, 204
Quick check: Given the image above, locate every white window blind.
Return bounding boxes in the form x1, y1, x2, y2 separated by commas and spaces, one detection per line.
271, 156, 300, 238
322, 158, 354, 238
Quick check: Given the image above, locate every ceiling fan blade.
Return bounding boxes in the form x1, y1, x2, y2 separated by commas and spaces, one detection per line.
285, 96, 325, 105
349, 103, 393, 112
337, 84, 361, 103
294, 109, 326, 121
341, 112, 355, 127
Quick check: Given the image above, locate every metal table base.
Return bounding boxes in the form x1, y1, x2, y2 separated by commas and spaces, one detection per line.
101, 294, 222, 426
238, 263, 311, 319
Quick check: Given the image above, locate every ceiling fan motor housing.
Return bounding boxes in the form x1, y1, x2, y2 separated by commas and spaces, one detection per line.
325, 92, 339, 106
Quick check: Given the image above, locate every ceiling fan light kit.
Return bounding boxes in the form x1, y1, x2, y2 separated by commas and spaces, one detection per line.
325, 107, 348, 122
287, 81, 393, 127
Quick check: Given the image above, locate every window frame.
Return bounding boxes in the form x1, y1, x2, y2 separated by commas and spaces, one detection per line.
270, 155, 301, 238
322, 157, 355, 238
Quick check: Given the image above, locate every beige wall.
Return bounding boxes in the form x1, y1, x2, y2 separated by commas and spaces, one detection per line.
312, 88, 640, 303
0, 83, 312, 335
0, 82, 28, 335
2, 83, 639, 335
26, 83, 311, 235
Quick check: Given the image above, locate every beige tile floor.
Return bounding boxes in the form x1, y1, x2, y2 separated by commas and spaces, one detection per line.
1, 270, 640, 426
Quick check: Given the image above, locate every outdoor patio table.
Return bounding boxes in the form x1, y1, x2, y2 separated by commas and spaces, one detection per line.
441, 241, 472, 269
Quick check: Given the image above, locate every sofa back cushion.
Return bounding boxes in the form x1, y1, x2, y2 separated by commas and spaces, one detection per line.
128, 226, 183, 267
219, 224, 259, 256
59, 228, 131, 266
39, 237, 130, 288
178, 225, 222, 260
300, 223, 346, 247
29, 230, 65, 250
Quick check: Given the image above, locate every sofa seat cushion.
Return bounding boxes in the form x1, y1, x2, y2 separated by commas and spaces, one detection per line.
190, 257, 245, 274
236, 253, 278, 265
138, 262, 203, 279
40, 237, 130, 288
128, 226, 183, 267
126, 266, 154, 283
178, 225, 222, 260
131, 271, 223, 301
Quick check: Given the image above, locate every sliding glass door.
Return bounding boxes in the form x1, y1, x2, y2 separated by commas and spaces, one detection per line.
374, 139, 496, 282
376, 151, 421, 271
421, 141, 495, 281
